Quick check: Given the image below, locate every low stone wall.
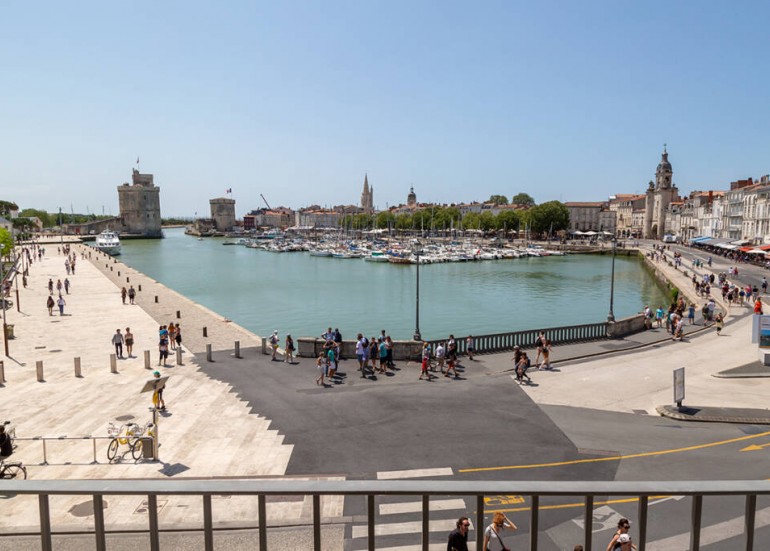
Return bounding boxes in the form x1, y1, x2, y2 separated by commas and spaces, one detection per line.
607, 314, 646, 338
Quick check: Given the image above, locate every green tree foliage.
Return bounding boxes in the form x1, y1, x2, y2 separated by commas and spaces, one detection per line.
433, 206, 461, 230
511, 193, 536, 207
496, 209, 522, 233
375, 211, 395, 229
526, 201, 570, 234
19, 209, 53, 227
395, 213, 413, 230
0, 201, 19, 217
488, 195, 509, 205
0, 228, 12, 257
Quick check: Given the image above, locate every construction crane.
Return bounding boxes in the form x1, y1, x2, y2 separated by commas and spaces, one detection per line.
260, 194, 272, 210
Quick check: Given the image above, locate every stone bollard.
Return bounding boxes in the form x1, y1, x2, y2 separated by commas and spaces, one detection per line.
261, 337, 267, 355
176, 310, 180, 319
110, 266, 113, 271
74, 357, 82, 378
206, 344, 212, 362
36, 361, 44, 382
138, 284, 142, 292
144, 350, 151, 369
176, 348, 182, 366
127, 277, 130, 283
235, 341, 241, 358
154, 295, 158, 303
118, 271, 120, 276
203, 327, 208, 337
110, 354, 117, 373
0, 360, 5, 384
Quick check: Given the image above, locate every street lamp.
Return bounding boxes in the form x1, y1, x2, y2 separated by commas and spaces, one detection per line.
413, 250, 422, 341
1, 256, 8, 356
608, 236, 617, 322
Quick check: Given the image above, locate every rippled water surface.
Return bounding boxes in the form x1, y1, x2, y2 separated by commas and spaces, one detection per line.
119, 228, 669, 340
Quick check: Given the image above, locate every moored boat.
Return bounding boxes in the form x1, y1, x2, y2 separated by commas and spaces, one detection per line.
94, 230, 122, 256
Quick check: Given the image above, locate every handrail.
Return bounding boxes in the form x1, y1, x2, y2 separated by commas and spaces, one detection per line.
0, 479, 766, 551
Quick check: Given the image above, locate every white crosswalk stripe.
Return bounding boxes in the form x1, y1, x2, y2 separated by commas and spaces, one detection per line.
379, 498, 467, 515
377, 467, 453, 480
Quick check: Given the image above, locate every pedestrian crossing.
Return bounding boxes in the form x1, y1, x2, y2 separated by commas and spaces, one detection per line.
348, 468, 473, 550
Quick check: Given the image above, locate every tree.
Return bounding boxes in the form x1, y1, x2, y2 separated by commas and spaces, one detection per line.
19, 208, 54, 227
488, 195, 509, 205
0, 201, 19, 217
0, 228, 12, 258
375, 211, 395, 229
527, 201, 569, 235
511, 193, 536, 207
496, 209, 522, 235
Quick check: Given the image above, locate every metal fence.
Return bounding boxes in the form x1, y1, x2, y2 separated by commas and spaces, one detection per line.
1, 479, 767, 551
425, 321, 610, 355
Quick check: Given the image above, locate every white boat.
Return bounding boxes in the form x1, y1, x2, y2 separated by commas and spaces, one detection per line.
94, 230, 121, 256
364, 251, 391, 262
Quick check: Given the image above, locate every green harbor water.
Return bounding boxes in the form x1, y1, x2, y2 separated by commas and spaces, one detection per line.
118, 228, 669, 340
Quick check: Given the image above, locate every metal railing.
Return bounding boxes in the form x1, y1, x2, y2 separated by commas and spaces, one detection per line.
425, 321, 610, 355
1, 479, 767, 551
14, 435, 154, 465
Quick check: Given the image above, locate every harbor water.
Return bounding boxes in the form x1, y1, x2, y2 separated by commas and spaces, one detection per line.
118, 228, 669, 340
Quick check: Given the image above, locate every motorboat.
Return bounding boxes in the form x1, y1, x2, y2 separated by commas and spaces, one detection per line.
94, 230, 121, 256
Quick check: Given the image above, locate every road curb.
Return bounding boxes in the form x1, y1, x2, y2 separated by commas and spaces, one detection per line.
656, 405, 770, 425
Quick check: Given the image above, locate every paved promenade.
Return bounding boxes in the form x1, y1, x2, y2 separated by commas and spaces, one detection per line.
1, 239, 769, 547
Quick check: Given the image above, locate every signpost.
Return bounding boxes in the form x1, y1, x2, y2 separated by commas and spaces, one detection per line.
673, 367, 685, 409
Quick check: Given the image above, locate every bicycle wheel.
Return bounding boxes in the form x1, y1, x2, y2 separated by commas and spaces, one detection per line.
131, 438, 144, 460
3, 464, 27, 479
107, 438, 119, 461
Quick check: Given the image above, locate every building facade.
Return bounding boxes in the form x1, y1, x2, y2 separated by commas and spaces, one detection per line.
644, 148, 680, 239
117, 169, 162, 237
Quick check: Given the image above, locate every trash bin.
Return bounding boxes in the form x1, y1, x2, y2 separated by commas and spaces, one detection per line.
4, 324, 13, 340
142, 437, 156, 460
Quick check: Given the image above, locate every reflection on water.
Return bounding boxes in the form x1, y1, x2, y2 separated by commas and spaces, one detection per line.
119, 228, 669, 340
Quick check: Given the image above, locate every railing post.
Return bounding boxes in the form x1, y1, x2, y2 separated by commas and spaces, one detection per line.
745, 494, 756, 551
422, 495, 429, 551
258, 494, 267, 551
584, 495, 593, 551
203, 494, 213, 551
93, 494, 106, 551
148, 494, 160, 551
235, 340, 241, 358
38, 494, 52, 551
476, 495, 484, 551
638, 495, 648, 551
530, 495, 539, 551
690, 495, 702, 550
313, 494, 321, 551
368, 494, 375, 551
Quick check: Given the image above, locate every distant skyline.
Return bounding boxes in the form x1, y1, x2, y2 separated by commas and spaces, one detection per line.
3, 1, 770, 217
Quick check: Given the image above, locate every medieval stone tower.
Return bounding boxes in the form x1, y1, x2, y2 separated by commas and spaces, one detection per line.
210, 197, 236, 231
644, 147, 679, 239
360, 174, 374, 212
118, 169, 162, 237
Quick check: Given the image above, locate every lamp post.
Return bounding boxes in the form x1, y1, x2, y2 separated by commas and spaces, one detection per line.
608, 236, 617, 322
1, 256, 8, 356
413, 250, 422, 341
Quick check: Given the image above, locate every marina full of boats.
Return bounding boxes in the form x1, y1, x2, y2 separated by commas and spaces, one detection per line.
221, 233, 565, 264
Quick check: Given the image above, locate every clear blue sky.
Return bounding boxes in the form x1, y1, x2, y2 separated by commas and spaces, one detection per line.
3, 1, 769, 217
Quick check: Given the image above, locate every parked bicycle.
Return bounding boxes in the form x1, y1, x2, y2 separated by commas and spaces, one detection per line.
0, 421, 26, 479
107, 420, 154, 462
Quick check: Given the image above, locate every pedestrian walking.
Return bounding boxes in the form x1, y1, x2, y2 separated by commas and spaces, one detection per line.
284, 334, 295, 364
419, 343, 432, 381
466, 335, 475, 360
269, 330, 280, 360
158, 336, 169, 366
64, 278, 70, 294
46, 295, 54, 316
535, 331, 546, 364
435, 342, 446, 373
174, 324, 182, 350
483, 512, 517, 551
606, 518, 636, 551
755, 297, 764, 314
112, 329, 124, 358
446, 516, 470, 551
121, 287, 127, 304
125, 327, 134, 357
48, 279, 53, 295
56, 295, 66, 316
56, 279, 63, 294
167, 323, 177, 350
715, 313, 724, 335
315, 352, 326, 386
128, 285, 136, 304
687, 302, 695, 324
539, 336, 552, 369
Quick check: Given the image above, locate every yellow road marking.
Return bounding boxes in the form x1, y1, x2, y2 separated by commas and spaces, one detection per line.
484, 495, 671, 514
484, 495, 525, 506
459, 430, 770, 473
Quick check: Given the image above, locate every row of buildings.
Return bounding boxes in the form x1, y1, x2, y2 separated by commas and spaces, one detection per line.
566, 148, 770, 244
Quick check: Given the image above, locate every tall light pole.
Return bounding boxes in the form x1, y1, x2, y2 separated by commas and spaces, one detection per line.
608, 236, 617, 322
1, 256, 8, 356
413, 250, 422, 341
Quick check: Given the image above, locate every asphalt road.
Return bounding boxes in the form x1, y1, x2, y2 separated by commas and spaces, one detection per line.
198, 343, 770, 550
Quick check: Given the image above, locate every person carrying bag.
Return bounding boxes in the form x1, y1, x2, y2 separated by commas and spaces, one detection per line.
483, 512, 517, 551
